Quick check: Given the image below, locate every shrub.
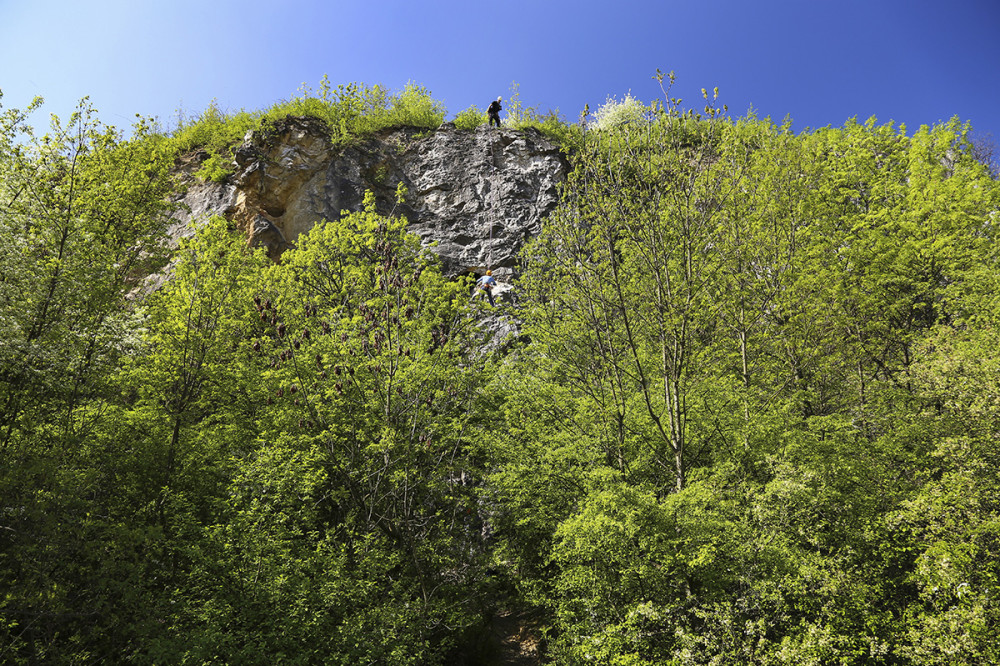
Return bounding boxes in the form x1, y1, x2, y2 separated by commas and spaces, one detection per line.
591, 93, 651, 131
454, 105, 486, 130
503, 81, 582, 152
515, 109, 584, 152
170, 100, 259, 158
194, 153, 233, 183
388, 82, 446, 129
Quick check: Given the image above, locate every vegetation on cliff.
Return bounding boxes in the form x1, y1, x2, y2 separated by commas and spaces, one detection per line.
168, 77, 581, 183
1, 80, 999, 664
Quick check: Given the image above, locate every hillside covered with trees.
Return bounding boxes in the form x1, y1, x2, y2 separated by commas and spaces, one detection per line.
2, 78, 999, 665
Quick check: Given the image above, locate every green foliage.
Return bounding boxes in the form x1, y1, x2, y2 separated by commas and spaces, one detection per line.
0, 96, 176, 449
121, 197, 491, 663
490, 77, 1000, 663
590, 92, 650, 131
257, 206, 486, 659
193, 152, 233, 183
0, 95, 180, 664
166, 78, 447, 182
454, 105, 487, 130
169, 99, 258, 162
4, 80, 1000, 664
502, 81, 583, 152
517, 108, 584, 152
388, 81, 447, 128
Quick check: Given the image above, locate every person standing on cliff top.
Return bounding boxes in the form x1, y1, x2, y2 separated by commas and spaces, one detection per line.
487, 97, 502, 127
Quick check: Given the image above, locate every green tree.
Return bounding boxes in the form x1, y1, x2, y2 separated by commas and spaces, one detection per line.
519, 81, 741, 496
130, 195, 496, 664
495, 99, 1000, 663
0, 97, 175, 447
0, 96, 178, 663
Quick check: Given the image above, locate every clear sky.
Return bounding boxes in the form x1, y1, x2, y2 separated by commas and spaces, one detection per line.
1, 0, 998, 142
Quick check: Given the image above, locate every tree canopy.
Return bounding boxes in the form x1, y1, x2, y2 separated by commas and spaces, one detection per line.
1, 81, 999, 664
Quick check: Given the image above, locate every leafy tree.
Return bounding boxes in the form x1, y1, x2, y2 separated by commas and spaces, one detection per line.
127, 195, 496, 664
495, 85, 1000, 662
519, 80, 740, 496
889, 245, 1000, 664
0, 97, 175, 447
0, 95, 178, 663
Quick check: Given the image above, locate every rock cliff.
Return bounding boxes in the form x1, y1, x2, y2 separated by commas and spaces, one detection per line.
170, 117, 569, 284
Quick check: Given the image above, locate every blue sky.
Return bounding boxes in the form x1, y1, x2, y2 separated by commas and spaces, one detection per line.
1, 0, 998, 142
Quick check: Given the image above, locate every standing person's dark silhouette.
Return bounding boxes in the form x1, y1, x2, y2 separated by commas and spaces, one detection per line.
487, 96, 502, 127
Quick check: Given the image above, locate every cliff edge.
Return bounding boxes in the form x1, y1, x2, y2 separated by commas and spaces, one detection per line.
170, 117, 569, 280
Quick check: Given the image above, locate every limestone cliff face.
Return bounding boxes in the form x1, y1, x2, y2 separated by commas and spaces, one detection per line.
170, 117, 569, 281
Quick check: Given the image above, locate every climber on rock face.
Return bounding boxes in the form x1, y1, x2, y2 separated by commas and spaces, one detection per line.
487, 97, 502, 128
475, 270, 498, 306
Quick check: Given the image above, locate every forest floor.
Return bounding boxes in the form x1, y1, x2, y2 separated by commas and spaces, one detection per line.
492, 608, 544, 665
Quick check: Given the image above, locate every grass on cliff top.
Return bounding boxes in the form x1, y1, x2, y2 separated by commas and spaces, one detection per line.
167, 77, 581, 182
168, 79, 445, 181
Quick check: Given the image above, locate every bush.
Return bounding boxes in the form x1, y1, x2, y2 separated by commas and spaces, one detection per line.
169, 100, 259, 158
454, 105, 486, 130
388, 82, 446, 129
591, 93, 651, 131
515, 109, 584, 152
194, 153, 233, 183
502, 82, 582, 152
168, 101, 260, 182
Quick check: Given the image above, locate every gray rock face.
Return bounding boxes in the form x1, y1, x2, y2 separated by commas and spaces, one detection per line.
167, 154, 238, 244
172, 117, 569, 278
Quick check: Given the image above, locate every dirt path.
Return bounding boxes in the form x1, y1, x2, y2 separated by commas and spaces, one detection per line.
492, 609, 543, 665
